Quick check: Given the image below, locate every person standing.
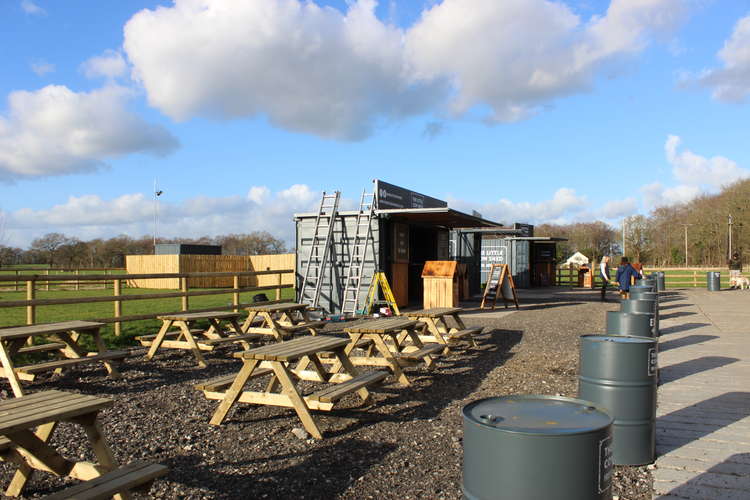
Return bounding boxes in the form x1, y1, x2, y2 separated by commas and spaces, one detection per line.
728, 252, 743, 289
616, 256, 640, 299
600, 256, 611, 302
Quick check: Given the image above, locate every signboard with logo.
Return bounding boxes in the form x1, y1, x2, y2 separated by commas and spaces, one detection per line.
374, 180, 447, 210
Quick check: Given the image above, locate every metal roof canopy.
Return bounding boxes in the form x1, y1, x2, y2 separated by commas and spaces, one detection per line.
294, 207, 501, 229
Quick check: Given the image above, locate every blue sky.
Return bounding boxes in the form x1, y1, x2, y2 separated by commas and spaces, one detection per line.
1, 0, 749, 248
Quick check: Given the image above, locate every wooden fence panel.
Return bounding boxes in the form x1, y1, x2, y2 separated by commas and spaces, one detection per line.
249, 254, 295, 286
125, 255, 180, 288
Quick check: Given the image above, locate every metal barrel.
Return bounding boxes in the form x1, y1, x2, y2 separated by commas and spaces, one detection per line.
641, 277, 657, 290
655, 271, 666, 291
606, 311, 655, 338
630, 284, 655, 294
629, 290, 659, 305
463, 395, 613, 500
578, 335, 657, 465
707, 271, 721, 291
621, 299, 659, 336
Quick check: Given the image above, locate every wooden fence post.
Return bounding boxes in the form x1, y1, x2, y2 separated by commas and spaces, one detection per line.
75, 269, 80, 291
276, 272, 282, 300
113, 279, 122, 336
233, 275, 240, 312
26, 280, 35, 325
181, 277, 189, 311
15, 270, 19, 292
45, 269, 50, 291
104, 269, 108, 289
693, 271, 697, 287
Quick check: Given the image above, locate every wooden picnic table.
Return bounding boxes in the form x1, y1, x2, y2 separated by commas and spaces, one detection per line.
241, 302, 325, 340
0, 390, 121, 498
140, 311, 259, 367
197, 335, 387, 439
335, 317, 444, 386
0, 321, 128, 397
405, 307, 481, 352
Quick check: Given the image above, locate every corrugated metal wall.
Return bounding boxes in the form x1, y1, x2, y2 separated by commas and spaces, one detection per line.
480, 238, 531, 288
296, 215, 380, 313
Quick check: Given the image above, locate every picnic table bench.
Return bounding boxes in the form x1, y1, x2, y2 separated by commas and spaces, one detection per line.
405, 307, 481, 352
197, 335, 387, 439
241, 302, 325, 340
0, 390, 124, 497
41, 461, 168, 500
140, 311, 259, 367
331, 317, 443, 386
0, 321, 128, 397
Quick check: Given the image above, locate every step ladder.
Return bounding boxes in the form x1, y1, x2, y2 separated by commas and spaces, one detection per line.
340, 189, 376, 315
362, 272, 400, 316
480, 264, 519, 310
299, 191, 341, 309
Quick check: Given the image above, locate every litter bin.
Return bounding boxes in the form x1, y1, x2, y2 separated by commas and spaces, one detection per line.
655, 272, 666, 292
707, 271, 721, 291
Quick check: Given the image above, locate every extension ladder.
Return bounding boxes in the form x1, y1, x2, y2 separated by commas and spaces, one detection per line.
362, 272, 400, 316
299, 191, 340, 309
340, 189, 376, 315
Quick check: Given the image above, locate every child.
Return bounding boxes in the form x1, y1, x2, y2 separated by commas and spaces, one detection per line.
616, 257, 640, 299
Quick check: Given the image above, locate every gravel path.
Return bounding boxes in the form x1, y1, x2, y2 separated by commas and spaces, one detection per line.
0, 289, 652, 499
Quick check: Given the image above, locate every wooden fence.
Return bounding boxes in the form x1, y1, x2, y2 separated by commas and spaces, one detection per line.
0, 268, 126, 291
557, 265, 732, 288
0, 269, 294, 335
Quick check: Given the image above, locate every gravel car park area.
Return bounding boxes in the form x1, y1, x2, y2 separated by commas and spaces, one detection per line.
0, 288, 652, 499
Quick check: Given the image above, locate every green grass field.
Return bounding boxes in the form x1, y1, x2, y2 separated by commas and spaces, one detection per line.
0, 286, 296, 349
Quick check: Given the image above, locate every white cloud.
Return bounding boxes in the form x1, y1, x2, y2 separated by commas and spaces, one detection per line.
30, 60, 55, 76
601, 197, 638, 218
697, 14, 750, 102
3, 185, 326, 248
247, 186, 270, 204
451, 187, 588, 225
21, 0, 45, 15
0, 85, 179, 182
640, 181, 701, 207
81, 50, 128, 80
122, 0, 687, 138
665, 134, 749, 189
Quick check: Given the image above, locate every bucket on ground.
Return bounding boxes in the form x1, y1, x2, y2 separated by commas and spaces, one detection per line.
463, 395, 613, 500
606, 311, 655, 338
578, 335, 657, 466
707, 271, 721, 291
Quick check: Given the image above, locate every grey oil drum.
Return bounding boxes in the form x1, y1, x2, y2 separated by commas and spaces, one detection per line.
640, 277, 657, 290
579, 335, 657, 465
462, 395, 613, 500
606, 311, 655, 338
629, 290, 659, 305
621, 299, 659, 336
655, 271, 666, 291
707, 271, 721, 291
630, 284, 655, 294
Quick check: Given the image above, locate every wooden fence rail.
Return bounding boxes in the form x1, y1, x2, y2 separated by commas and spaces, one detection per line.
0, 269, 295, 335
556, 266, 732, 288
0, 268, 126, 291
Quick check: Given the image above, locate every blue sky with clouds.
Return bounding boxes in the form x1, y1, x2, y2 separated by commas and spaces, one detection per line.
1, 0, 749, 248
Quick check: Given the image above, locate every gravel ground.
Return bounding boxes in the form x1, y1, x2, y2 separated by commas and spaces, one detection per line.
0, 288, 654, 499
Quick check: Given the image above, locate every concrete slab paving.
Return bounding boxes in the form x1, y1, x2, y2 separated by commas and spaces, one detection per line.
653, 288, 750, 500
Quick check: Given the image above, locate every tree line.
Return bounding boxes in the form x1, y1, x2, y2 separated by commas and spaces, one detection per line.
537, 178, 749, 266
0, 232, 287, 268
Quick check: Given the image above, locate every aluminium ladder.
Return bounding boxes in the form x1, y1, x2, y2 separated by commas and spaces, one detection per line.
340, 189, 376, 315
299, 191, 341, 309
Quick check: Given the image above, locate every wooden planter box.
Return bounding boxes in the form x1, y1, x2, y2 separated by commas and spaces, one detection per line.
422, 261, 459, 308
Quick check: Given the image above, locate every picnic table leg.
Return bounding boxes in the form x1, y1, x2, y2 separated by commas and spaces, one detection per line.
5, 421, 57, 497
271, 362, 323, 439
332, 348, 372, 404
429, 318, 453, 354
87, 328, 122, 379
146, 320, 174, 360
71, 412, 130, 500
452, 314, 479, 347
0, 340, 25, 397
402, 328, 437, 368
264, 314, 287, 341
210, 359, 259, 425
176, 321, 208, 368
371, 335, 411, 386
240, 311, 259, 332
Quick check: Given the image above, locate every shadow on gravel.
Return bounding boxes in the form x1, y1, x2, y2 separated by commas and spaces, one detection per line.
658, 335, 719, 352
660, 452, 750, 499
658, 303, 688, 311
659, 356, 739, 384
165, 438, 398, 499
321, 329, 523, 435
657, 393, 750, 455
519, 302, 583, 311
660, 311, 697, 320
658, 323, 711, 335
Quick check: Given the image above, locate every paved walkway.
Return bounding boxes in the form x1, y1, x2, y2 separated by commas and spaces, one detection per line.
654, 288, 750, 499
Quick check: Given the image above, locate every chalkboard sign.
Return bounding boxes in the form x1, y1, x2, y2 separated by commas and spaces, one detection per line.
375, 179, 447, 210
392, 223, 409, 263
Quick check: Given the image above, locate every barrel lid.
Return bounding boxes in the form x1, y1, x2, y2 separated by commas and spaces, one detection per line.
463, 395, 612, 435
581, 334, 655, 344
